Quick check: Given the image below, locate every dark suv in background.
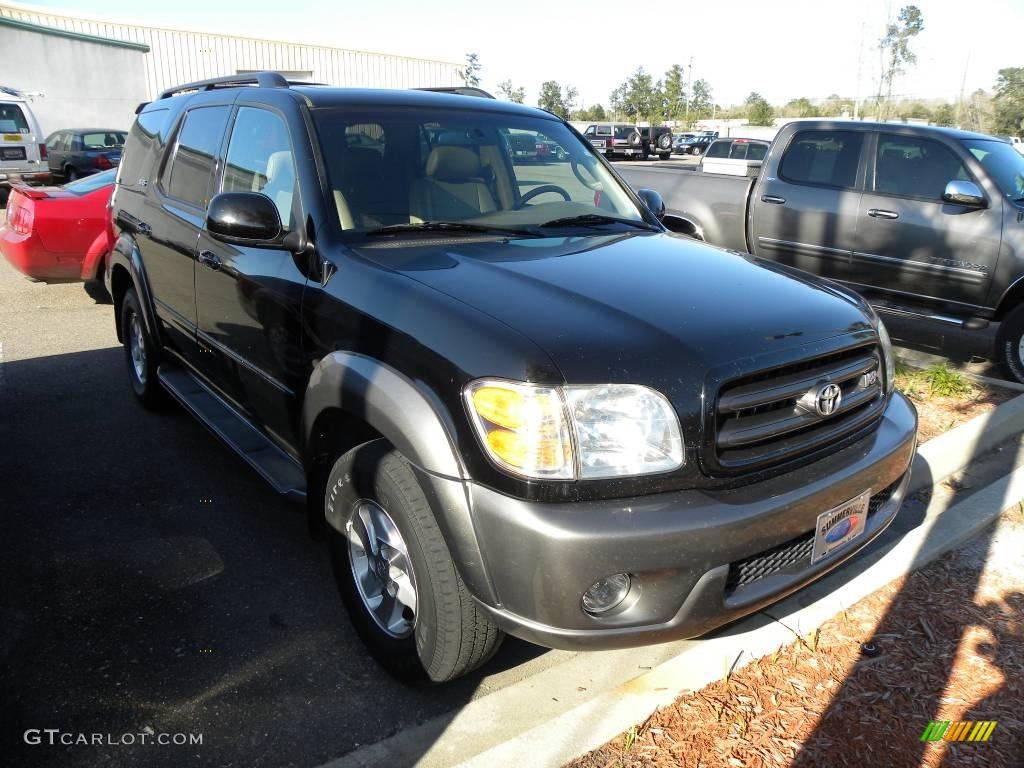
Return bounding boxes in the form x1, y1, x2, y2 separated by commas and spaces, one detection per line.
107, 73, 916, 683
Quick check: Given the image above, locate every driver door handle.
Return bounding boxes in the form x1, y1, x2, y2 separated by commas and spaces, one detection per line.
197, 250, 222, 270
868, 208, 899, 220
761, 195, 786, 205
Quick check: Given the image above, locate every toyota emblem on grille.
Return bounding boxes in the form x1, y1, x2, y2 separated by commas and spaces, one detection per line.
815, 383, 842, 416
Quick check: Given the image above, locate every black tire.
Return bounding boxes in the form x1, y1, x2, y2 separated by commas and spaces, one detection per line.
658, 152, 671, 160
657, 133, 672, 150
692, 147, 702, 156
326, 440, 503, 683
996, 304, 1024, 383
121, 288, 167, 408
65, 167, 79, 182
628, 131, 642, 147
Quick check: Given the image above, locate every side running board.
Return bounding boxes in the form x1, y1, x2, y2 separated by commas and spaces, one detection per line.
158, 364, 306, 501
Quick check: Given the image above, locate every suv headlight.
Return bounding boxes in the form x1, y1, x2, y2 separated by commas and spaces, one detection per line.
465, 379, 684, 480
875, 317, 896, 394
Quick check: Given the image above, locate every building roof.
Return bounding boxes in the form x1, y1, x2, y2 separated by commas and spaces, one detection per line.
0, 15, 150, 52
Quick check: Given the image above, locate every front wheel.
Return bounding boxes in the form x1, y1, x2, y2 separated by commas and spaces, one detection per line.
996, 304, 1024, 383
327, 440, 504, 683
65, 167, 79, 182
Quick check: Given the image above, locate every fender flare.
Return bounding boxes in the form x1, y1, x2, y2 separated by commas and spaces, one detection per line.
302, 351, 467, 481
995, 273, 1024, 320
302, 352, 500, 605
109, 233, 160, 343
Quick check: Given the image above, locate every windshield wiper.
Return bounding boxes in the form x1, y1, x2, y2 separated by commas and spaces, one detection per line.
366, 221, 538, 237
538, 214, 659, 231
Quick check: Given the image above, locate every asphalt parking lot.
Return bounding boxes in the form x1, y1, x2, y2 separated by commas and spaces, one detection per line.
0, 257, 574, 768
0, 199, 1009, 768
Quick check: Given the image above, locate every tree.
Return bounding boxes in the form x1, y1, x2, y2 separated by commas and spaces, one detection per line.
574, 104, 607, 122
537, 81, 577, 120
461, 53, 481, 87
745, 92, 774, 126
963, 89, 994, 134
662, 64, 687, 121
497, 79, 525, 104
611, 67, 664, 123
689, 79, 714, 123
783, 97, 819, 118
932, 102, 956, 127
992, 67, 1024, 135
876, 5, 924, 120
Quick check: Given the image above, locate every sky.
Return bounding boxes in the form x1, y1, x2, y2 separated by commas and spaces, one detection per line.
11, 0, 1023, 109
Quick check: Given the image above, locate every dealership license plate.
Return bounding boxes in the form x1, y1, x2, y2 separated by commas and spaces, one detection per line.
810, 490, 870, 564
2, 147, 27, 161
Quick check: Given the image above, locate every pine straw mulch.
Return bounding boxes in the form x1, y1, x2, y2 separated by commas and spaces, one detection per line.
567, 509, 1024, 768
899, 378, 1015, 445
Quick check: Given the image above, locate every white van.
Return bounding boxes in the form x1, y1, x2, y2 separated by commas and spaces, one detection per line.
0, 86, 50, 206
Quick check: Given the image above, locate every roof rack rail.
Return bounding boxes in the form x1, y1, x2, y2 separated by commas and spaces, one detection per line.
158, 72, 289, 100
416, 86, 496, 99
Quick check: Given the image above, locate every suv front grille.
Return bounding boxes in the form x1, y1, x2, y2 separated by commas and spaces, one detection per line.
713, 344, 884, 472
724, 478, 901, 596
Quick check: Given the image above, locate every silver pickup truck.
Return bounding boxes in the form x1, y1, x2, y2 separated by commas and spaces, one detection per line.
619, 121, 1024, 382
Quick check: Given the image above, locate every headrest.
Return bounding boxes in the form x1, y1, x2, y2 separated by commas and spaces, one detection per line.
266, 150, 294, 182
425, 146, 481, 180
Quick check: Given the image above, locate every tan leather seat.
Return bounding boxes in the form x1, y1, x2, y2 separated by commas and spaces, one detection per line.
409, 146, 497, 222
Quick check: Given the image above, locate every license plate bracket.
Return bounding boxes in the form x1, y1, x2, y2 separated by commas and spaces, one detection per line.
811, 490, 870, 564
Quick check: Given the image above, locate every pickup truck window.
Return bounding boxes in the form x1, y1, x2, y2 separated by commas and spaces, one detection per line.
874, 135, 969, 200
779, 130, 863, 189
963, 138, 1024, 202
163, 106, 231, 209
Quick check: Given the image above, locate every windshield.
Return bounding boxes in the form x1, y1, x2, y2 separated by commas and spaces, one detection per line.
63, 168, 116, 195
962, 139, 1024, 201
311, 106, 647, 235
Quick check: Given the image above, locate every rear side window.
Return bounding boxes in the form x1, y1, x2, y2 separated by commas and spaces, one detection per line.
874, 135, 970, 200
120, 108, 170, 189
705, 141, 730, 159
0, 102, 30, 133
780, 130, 864, 189
746, 143, 768, 161
82, 132, 126, 150
163, 106, 231, 208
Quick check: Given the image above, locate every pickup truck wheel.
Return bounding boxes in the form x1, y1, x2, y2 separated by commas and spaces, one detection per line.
121, 288, 167, 408
996, 304, 1024, 383
658, 152, 671, 160
327, 440, 504, 683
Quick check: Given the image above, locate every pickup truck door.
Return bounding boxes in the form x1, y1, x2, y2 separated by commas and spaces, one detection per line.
852, 132, 999, 308
750, 129, 865, 283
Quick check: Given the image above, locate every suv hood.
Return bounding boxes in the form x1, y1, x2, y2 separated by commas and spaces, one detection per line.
355, 232, 872, 384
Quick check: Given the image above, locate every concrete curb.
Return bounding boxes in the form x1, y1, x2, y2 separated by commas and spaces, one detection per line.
320, 393, 1024, 768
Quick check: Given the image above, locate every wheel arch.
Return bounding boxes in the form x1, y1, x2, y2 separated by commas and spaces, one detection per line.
109, 233, 158, 344
994, 275, 1024, 321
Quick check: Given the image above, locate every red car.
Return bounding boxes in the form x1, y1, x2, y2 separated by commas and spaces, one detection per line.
0, 168, 115, 282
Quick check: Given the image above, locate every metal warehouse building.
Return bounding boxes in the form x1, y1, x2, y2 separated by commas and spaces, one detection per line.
0, 0, 462, 133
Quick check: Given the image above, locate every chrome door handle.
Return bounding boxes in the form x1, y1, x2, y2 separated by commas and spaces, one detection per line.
868, 208, 899, 219
136, 221, 152, 236
761, 195, 786, 204
197, 250, 222, 270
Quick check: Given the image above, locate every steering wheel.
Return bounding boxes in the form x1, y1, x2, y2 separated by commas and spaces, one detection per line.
571, 156, 602, 190
515, 184, 572, 208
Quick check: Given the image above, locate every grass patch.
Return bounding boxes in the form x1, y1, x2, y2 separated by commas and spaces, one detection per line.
895, 361, 973, 399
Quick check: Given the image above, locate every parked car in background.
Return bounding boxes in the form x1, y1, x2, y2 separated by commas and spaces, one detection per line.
107, 74, 915, 684
582, 123, 645, 159
1001, 135, 1024, 156
675, 134, 716, 156
507, 129, 539, 163
45, 129, 127, 181
624, 120, 1024, 381
0, 86, 50, 207
636, 126, 674, 160
535, 135, 566, 161
0, 169, 115, 283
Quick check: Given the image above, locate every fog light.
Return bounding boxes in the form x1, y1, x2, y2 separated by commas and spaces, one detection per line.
582, 573, 631, 614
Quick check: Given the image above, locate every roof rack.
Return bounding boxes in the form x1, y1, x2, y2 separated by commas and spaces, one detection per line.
416, 86, 495, 99
158, 72, 290, 100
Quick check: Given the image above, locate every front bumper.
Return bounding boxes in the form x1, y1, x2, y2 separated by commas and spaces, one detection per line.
459, 391, 917, 650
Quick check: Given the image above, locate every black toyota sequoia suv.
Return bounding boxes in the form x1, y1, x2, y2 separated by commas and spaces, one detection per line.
107, 73, 917, 683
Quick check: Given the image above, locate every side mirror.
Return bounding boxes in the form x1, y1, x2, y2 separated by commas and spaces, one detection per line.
207, 192, 284, 245
942, 180, 986, 207
637, 188, 666, 220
